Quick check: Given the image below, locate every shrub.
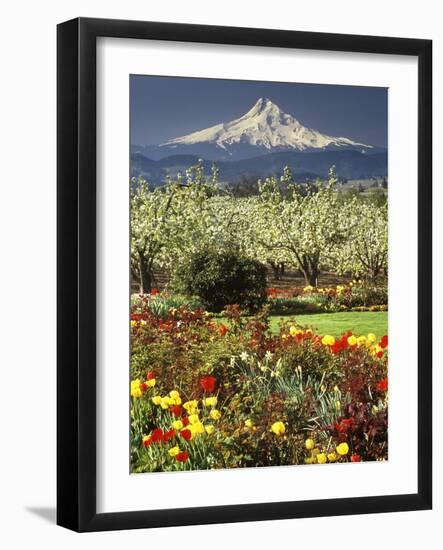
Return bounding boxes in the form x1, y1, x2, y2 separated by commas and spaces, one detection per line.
349, 284, 388, 307
268, 297, 305, 315
268, 293, 329, 315
175, 249, 267, 313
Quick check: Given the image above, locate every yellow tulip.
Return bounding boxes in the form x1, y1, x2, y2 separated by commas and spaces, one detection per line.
168, 390, 181, 404
336, 442, 349, 456
168, 446, 180, 457
188, 414, 200, 425
289, 325, 302, 337
203, 396, 218, 407
130, 379, 142, 398
347, 335, 357, 346
210, 409, 221, 421
321, 335, 335, 346
271, 421, 286, 436
190, 421, 205, 436
172, 420, 184, 431
357, 335, 367, 346
317, 453, 327, 464
305, 438, 315, 450
183, 400, 198, 413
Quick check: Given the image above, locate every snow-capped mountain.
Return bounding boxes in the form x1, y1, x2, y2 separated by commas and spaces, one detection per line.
139, 98, 374, 161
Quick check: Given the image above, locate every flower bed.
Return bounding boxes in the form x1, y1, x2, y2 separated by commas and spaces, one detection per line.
267, 281, 388, 315
130, 302, 388, 472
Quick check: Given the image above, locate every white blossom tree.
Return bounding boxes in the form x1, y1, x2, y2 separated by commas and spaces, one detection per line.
131, 161, 229, 292
336, 200, 388, 282
131, 161, 388, 291
250, 166, 349, 286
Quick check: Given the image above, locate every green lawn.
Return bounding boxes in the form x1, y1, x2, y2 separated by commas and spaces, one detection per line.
218, 311, 387, 339
269, 311, 387, 338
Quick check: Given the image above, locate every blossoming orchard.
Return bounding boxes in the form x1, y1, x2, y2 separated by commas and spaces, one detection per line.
130, 161, 388, 472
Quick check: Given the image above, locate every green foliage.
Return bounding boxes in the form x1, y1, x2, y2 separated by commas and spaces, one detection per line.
267, 283, 387, 315
131, 293, 204, 319
333, 284, 388, 308
268, 294, 328, 315
176, 248, 267, 313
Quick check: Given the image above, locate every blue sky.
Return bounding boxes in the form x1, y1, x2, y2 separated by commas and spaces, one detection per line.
130, 75, 387, 148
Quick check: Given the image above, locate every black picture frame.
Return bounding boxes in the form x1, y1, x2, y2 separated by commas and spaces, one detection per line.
57, 17, 432, 532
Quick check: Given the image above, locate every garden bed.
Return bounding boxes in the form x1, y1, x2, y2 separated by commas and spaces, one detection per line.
130, 302, 388, 473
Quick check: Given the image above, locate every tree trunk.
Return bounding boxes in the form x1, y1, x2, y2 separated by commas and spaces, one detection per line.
308, 269, 319, 287
369, 267, 380, 284
300, 255, 319, 287
138, 255, 152, 294
269, 261, 284, 280
301, 269, 318, 287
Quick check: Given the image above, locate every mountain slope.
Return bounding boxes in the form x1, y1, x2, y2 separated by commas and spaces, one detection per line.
138, 98, 376, 161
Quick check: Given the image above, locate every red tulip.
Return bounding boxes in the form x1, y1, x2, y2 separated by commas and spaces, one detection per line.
175, 451, 189, 462
151, 428, 164, 443
331, 341, 343, 355
200, 375, 216, 393
351, 454, 361, 462
380, 335, 388, 349
180, 429, 192, 441
336, 417, 354, 433
162, 429, 175, 442
170, 405, 183, 417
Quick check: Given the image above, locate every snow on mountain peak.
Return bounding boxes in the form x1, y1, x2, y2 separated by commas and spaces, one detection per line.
245, 97, 288, 117
160, 98, 372, 154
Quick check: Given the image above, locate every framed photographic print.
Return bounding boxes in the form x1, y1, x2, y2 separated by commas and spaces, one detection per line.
57, 17, 432, 532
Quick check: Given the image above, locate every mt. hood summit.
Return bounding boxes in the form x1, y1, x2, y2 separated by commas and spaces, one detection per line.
140, 98, 374, 161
